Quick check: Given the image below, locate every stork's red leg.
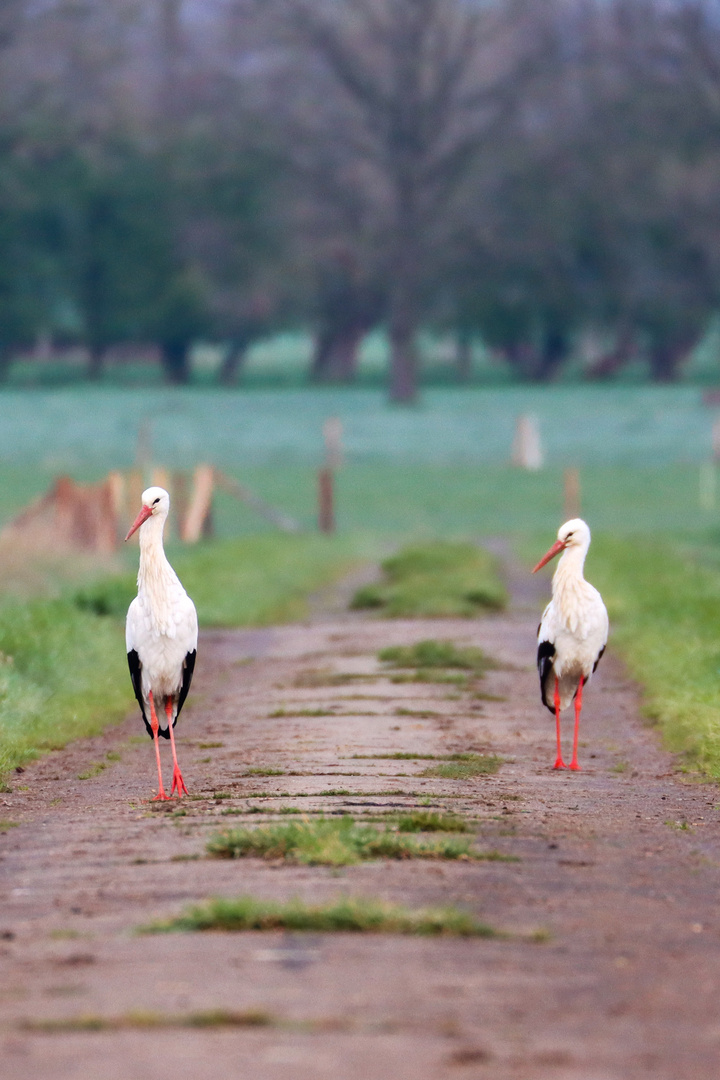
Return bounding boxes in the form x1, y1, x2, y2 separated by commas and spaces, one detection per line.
148, 691, 169, 800
570, 676, 584, 771
166, 698, 188, 797
553, 677, 567, 769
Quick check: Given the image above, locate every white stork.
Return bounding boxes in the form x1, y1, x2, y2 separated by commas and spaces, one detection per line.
532, 518, 608, 771
125, 486, 198, 800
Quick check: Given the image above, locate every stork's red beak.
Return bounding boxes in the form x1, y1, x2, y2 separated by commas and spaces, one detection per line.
532, 538, 567, 573
125, 504, 153, 541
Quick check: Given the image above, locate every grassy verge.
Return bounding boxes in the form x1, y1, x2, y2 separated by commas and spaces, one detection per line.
583, 534, 720, 780
351, 541, 506, 616
76, 533, 372, 626
144, 894, 498, 937
0, 598, 129, 781
206, 816, 509, 865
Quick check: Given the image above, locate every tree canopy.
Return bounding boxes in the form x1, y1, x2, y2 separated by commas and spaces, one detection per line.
0, 0, 719, 394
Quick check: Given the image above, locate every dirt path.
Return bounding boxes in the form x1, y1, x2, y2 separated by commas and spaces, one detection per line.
1, 569, 720, 1080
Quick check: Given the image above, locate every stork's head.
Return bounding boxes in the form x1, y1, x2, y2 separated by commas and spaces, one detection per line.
532, 518, 590, 573
124, 486, 170, 541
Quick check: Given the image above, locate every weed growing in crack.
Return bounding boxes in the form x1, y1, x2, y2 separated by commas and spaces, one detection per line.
206, 815, 509, 865
144, 895, 499, 937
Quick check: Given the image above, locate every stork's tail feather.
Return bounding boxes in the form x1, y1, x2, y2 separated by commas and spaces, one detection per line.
537, 640, 556, 713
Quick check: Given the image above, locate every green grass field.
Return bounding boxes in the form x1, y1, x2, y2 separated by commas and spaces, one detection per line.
0, 384, 716, 476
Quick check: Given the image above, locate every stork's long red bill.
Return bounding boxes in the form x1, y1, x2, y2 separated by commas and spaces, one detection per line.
532, 538, 567, 573
125, 503, 153, 541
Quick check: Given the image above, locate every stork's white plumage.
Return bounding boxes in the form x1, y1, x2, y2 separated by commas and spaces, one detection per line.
533, 518, 608, 771
125, 486, 198, 800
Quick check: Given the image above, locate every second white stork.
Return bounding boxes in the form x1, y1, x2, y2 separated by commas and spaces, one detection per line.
125, 486, 198, 800
532, 518, 608, 771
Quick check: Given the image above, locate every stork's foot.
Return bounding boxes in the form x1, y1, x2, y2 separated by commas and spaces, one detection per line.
151, 790, 170, 801
553, 758, 568, 770
569, 760, 581, 771
170, 767, 189, 797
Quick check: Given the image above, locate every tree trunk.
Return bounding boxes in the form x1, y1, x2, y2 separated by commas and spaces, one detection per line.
388, 167, 421, 404
647, 341, 690, 388
648, 345, 679, 382
648, 332, 700, 382
87, 345, 104, 380
311, 328, 362, 383
0, 347, 13, 382
503, 342, 538, 378
586, 329, 635, 379
219, 342, 249, 387
160, 341, 190, 383
388, 276, 419, 403
532, 330, 569, 382
455, 331, 473, 382
503, 334, 568, 381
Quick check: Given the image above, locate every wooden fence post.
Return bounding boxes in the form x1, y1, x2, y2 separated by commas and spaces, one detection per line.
182, 464, 215, 543
318, 468, 334, 533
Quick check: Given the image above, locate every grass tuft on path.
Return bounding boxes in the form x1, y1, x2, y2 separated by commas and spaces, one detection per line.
396, 810, 468, 832
206, 815, 502, 865
144, 894, 498, 937
379, 639, 496, 674
22, 1009, 274, 1033
421, 754, 503, 779
351, 541, 506, 617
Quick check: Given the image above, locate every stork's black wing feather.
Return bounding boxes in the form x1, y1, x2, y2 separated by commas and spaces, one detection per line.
537, 640, 556, 714
175, 649, 197, 722
127, 649, 156, 739
593, 645, 606, 673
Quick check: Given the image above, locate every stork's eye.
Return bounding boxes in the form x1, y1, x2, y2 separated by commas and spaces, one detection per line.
152, 498, 160, 506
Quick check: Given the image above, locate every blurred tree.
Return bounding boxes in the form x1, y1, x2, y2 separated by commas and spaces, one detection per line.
310, 248, 384, 382
448, 0, 720, 382
31, 148, 208, 381
0, 0, 719, 386
258, 0, 527, 400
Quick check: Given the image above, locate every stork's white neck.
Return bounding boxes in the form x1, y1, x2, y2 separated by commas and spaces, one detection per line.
552, 542, 587, 590
551, 541, 591, 632
137, 511, 178, 632
138, 510, 168, 568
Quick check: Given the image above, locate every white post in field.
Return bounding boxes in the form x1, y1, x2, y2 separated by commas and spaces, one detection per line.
511, 414, 543, 470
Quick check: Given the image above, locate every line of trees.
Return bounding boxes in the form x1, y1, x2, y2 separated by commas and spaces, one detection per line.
1, 0, 720, 398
